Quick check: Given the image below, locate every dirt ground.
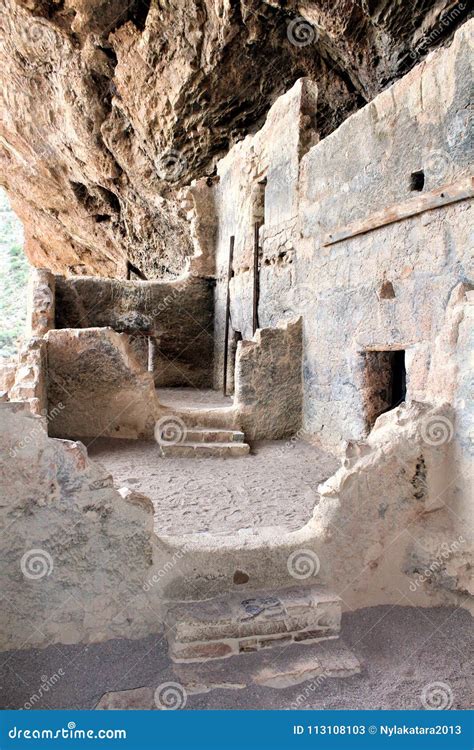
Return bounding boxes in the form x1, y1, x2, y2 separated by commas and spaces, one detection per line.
88, 438, 339, 536
1, 605, 471, 711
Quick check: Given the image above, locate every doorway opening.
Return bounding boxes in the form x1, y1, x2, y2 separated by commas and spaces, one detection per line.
362, 349, 406, 430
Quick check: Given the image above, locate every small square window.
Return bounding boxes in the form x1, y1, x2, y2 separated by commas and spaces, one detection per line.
410, 170, 425, 191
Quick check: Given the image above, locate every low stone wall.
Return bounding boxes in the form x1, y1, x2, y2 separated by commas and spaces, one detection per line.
55, 274, 214, 388
0, 403, 159, 651
1, 337, 47, 416
46, 328, 160, 439
157, 401, 472, 614
234, 317, 303, 440
26, 268, 55, 337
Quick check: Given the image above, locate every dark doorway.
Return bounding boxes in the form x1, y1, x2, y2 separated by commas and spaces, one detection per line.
362, 349, 406, 430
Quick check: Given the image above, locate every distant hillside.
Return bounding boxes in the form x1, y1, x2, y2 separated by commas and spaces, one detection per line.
0, 189, 29, 357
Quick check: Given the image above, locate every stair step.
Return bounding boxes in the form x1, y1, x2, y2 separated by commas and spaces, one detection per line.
174, 639, 361, 694
160, 442, 250, 458
184, 428, 245, 443
165, 585, 341, 663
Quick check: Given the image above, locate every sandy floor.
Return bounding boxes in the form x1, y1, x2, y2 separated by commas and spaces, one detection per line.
1, 606, 471, 710
157, 388, 233, 409
87, 439, 339, 536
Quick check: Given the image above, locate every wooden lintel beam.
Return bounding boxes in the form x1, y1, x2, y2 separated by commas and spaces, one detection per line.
322, 177, 473, 247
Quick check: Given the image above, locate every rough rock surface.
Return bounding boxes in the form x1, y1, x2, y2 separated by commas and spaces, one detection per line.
0, 0, 469, 277
0, 403, 157, 650
45, 326, 160, 439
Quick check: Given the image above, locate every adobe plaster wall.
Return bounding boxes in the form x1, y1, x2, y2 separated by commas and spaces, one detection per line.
55, 274, 214, 388
210, 20, 473, 450
0, 403, 159, 651
45, 327, 160, 440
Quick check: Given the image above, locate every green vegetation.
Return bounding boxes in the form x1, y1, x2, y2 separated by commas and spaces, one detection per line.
0, 188, 30, 357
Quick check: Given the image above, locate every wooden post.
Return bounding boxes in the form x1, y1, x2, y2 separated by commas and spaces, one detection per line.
223, 235, 235, 396
252, 222, 260, 335
147, 335, 155, 373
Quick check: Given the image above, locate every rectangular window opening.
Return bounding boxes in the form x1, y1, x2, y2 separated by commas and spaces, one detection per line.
362, 349, 406, 431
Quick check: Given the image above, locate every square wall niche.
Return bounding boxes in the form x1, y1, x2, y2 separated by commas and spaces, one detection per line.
362, 349, 406, 431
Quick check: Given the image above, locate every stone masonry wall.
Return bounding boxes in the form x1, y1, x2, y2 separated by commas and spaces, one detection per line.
55, 274, 214, 388
46, 327, 160, 440
234, 318, 303, 440
297, 21, 472, 447
212, 78, 318, 390
210, 20, 472, 450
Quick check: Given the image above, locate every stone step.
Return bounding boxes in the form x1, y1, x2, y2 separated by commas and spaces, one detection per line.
94, 640, 361, 708
165, 585, 341, 663
174, 638, 361, 694
160, 441, 250, 458
184, 428, 245, 443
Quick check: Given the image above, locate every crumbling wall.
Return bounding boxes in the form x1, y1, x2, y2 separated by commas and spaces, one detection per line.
0, 403, 159, 651
212, 78, 318, 389
157, 401, 472, 613
234, 318, 303, 440
55, 274, 214, 388
26, 268, 55, 337
311, 400, 472, 609
46, 328, 160, 439
0, 268, 54, 413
